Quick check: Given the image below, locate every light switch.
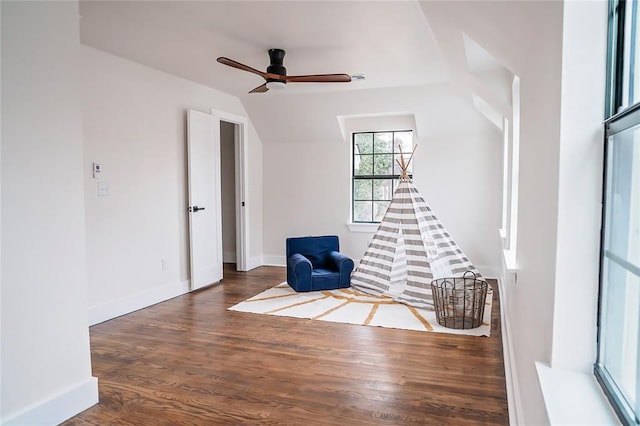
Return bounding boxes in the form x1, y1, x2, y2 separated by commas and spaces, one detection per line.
92, 162, 102, 179
98, 181, 111, 197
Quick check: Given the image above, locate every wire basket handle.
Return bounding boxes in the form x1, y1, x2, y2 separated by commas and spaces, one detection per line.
463, 270, 478, 280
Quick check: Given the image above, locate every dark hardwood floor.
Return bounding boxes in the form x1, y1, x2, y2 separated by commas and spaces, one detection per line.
64, 264, 508, 425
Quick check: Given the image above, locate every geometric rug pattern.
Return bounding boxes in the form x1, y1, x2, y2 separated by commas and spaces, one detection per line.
229, 283, 492, 337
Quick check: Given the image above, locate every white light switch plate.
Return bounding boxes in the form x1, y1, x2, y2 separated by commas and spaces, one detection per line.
92, 162, 102, 179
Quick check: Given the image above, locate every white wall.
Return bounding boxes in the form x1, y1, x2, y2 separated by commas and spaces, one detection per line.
261, 86, 503, 276
1, 2, 97, 423
553, 0, 607, 374
82, 45, 263, 322
263, 140, 368, 261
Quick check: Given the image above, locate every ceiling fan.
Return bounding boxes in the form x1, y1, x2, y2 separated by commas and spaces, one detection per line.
217, 48, 352, 93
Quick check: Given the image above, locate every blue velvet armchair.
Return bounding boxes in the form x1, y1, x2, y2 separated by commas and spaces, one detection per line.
286, 235, 354, 292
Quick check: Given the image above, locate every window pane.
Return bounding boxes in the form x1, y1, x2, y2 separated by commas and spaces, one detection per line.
354, 201, 372, 222
601, 3, 640, 422
374, 132, 393, 153
354, 133, 373, 154
621, 0, 640, 109
395, 131, 413, 154
600, 258, 640, 411
605, 127, 640, 269
373, 179, 392, 200
373, 200, 390, 222
394, 153, 413, 175
391, 178, 402, 194
374, 154, 393, 175
599, 120, 640, 420
354, 179, 372, 201
354, 154, 373, 176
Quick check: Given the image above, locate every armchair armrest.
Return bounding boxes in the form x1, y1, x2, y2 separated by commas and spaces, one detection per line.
327, 251, 354, 286
289, 253, 312, 271
327, 251, 352, 270
287, 253, 313, 292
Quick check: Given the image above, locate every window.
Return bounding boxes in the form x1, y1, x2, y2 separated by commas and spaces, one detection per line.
351, 130, 413, 223
599, 116, 640, 425
501, 75, 520, 258
598, 1, 640, 424
614, 0, 640, 113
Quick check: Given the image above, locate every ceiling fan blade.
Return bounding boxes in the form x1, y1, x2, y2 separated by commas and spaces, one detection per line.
249, 83, 269, 94
285, 74, 352, 83
219, 50, 351, 92
217, 57, 267, 79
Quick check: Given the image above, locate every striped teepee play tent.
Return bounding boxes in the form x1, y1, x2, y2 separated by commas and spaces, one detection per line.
351, 146, 481, 309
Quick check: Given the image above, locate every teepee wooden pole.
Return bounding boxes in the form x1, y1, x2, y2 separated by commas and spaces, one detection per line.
397, 144, 417, 181
406, 144, 417, 168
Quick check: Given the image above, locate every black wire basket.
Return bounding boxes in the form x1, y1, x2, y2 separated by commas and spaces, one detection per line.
431, 271, 488, 329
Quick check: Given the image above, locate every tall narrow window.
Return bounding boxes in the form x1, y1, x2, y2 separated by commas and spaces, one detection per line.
352, 130, 413, 223
598, 1, 640, 424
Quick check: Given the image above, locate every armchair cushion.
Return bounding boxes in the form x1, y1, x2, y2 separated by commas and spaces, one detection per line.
285, 235, 354, 292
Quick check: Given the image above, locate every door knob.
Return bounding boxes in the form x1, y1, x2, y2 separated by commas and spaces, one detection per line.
189, 206, 206, 212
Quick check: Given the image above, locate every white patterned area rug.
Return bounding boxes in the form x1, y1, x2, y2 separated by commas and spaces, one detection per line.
228, 283, 492, 337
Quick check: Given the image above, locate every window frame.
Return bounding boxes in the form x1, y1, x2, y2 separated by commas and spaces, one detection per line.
597, 1, 640, 424
351, 130, 413, 224
597, 104, 640, 426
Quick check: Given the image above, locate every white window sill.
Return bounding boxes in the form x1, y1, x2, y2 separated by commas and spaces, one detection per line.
500, 246, 518, 286
347, 222, 379, 233
499, 227, 507, 245
536, 362, 620, 425
503, 249, 517, 271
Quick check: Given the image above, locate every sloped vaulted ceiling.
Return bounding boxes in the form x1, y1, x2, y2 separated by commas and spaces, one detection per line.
79, 0, 508, 145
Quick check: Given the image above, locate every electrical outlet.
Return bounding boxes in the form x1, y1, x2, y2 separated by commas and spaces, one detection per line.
97, 181, 111, 197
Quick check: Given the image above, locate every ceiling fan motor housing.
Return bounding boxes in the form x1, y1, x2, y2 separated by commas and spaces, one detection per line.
267, 48, 287, 81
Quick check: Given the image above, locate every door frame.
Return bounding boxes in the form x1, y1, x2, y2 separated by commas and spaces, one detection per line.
212, 108, 249, 271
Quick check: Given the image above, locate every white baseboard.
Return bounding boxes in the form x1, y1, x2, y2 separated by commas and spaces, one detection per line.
261, 256, 359, 268
260, 257, 497, 278
88, 279, 190, 326
498, 275, 524, 426
3, 376, 98, 425
245, 255, 264, 271
262, 255, 285, 267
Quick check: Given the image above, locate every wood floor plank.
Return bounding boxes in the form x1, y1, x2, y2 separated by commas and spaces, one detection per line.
64, 265, 508, 425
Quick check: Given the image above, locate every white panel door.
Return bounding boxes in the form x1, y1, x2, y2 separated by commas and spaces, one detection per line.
187, 109, 223, 290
